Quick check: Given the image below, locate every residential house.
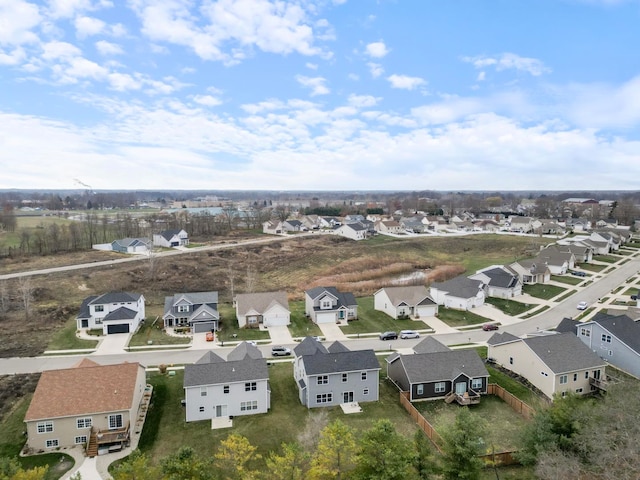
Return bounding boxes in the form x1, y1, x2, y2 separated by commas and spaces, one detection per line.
283, 219, 304, 232
469, 266, 522, 298
24, 359, 147, 453
429, 276, 485, 310
536, 221, 566, 236
387, 337, 489, 404
319, 217, 342, 228
565, 217, 591, 232
373, 286, 438, 319
183, 343, 270, 422
591, 231, 621, 251
507, 259, 551, 285
234, 291, 290, 328
554, 243, 594, 263
304, 286, 358, 324
487, 332, 607, 400
163, 292, 220, 333
76, 292, 145, 335
300, 215, 320, 230
334, 222, 369, 241
110, 238, 150, 254
293, 337, 380, 408
473, 219, 501, 232
262, 220, 284, 235
375, 220, 404, 234
152, 229, 189, 248
401, 217, 428, 233
537, 247, 576, 275
574, 312, 640, 379
508, 216, 534, 233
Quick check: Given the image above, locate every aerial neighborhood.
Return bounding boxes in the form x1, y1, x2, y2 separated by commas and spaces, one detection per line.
3, 191, 640, 479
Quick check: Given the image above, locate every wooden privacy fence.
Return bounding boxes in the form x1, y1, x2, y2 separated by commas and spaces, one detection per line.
399, 391, 443, 452
487, 383, 536, 420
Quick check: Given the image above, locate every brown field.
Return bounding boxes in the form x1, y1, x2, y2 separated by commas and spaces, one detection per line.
0, 233, 539, 360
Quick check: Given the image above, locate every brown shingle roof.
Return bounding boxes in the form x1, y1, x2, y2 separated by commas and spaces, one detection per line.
24, 361, 143, 421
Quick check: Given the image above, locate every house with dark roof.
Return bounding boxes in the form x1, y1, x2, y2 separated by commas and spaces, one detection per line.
234, 291, 290, 328
110, 237, 151, 254
507, 259, 551, 285
373, 286, 438, 319
553, 243, 594, 263
262, 220, 284, 235
536, 247, 576, 275
163, 291, 220, 333
152, 229, 189, 248
429, 276, 485, 310
334, 222, 369, 241
183, 342, 270, 422
293, 337, 380, 408
76, 292, 146, 335
487, 332, 606, 400
304, 286, 358, 324
574, 312, 640, 379
24, 359, 147, 453
386, 337, 489, 404
469, 265, 522, 299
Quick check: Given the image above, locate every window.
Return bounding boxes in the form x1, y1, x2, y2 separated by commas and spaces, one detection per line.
585, 372, 589, 379
541, 371, 548, 377
575, 388, 583, 393
342, 373, 348, 383
363, 388, 369, 396
240, 401, 258, 411
200, 387, 207, 396
509, 357, 514, 365
361, 372, 367, 381
321, 299, 332, 309
580, 328, 590, 337
601, 334, 611, 343
317, 376, 328, 385
108, 414, 123, 430
223, 385, 230, 394
177, 305, 190, 313
75, 436, 87, 445
45, 439, 59, 448
199, 406, 205, 412
37, 421, 54, 434
245, 382, 257, 391
609, 350, 613, 356
316, 393, 333, 404
76, 417, 92, 429
471, 378, 483, 390
95, 318, 102, 324
561, 391, 567, 398
573, 373, 578, 382
435, 382, 446, 393
417, 384, 424, 395
95, 305, 104, 312
560, 375, 568, 385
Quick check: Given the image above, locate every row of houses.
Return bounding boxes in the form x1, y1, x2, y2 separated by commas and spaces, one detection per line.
93, 229, 190, 254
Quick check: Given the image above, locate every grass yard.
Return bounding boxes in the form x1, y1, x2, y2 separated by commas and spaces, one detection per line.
129, 321, 192, 347
579, 263, 606, 272
415, 395, 528, 452
595, 255, 620, 263
555, 289, 577, 302
47, 318, 98, 351
486, 366, 548, 411
214, 303, 271, 343
340, 297, 427, 334
483, 298, 534, 316
288, 300, 323, 338
623, 287, 640, 296
435, 307, 489, 328
522, 283, 566, 300
140, 359, 419, 465
551, 275, 585, 285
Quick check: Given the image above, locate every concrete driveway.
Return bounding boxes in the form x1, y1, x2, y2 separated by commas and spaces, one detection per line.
317, 322, 348, 342
267, 325, 294, 344
94, 332, 132, 355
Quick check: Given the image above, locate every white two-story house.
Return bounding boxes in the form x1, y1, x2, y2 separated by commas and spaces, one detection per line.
76, 292, 145, 335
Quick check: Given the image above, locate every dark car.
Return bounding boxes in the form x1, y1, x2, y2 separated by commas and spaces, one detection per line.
482, 324, 499, 331
571, 270, 586, 277
379, 331, 398, 341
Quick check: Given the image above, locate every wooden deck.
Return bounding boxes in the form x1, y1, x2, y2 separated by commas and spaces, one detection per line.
444, 389, 481, 405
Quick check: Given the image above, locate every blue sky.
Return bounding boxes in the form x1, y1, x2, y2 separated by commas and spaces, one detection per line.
2, 0, 640, 191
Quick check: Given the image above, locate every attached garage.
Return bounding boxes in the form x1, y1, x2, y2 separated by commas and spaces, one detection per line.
315, 311, 336, 324
107, 323, 130, 334
193, 321, 217, 333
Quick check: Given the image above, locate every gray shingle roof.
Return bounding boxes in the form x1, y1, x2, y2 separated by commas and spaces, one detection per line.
588, 312, 640, 354
487, 332, 520, 345
327, 341, 350, 353
294, 336, 328, 357
235, 291, 289, 316
479, 267, 519, 289
302, 349, 380, 375
524, 333, 606, 373
89, 292, 142, 305
226, 342, 263, 361
160, 229, 183, 240
103, 307, 137, 321
555, 318, 579, 334
305, 286, 357, 308
195, 351, 225, 364
413, 336, 451, 354
377, 286, 434, 307
430, 276, 484, 299
184, 358, 268, 387
391, 350, 488, 384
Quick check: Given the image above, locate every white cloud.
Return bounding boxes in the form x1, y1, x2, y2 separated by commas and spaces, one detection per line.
387, 74, 426, 90
95, 40, 123, 55
46, 0, 94, 19
0, 46, 27, 65
108, 72, 141, 91
74, 15, 105, 38
192, 94, 223, 107
296, 75, 330, 96
477, 71, 486, 81
365, 40, 389, 58
0, 0, 41, 46
306, 62, 318, 70
463, 52, 551, 76
41, 40, 82, 60
367, 62, 383, 78
348, 94, 379, 108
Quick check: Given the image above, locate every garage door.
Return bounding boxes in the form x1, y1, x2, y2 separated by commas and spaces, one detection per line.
107, 323, 130, 334
315, 312, 336, 324
193, 321, 216, 333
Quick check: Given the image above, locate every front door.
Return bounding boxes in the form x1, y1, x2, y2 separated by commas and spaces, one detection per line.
215, 405, 228, 418
455, 382, 467, 395
343, 391, 354, 403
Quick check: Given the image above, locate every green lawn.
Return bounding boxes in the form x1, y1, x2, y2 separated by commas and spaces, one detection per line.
415, 395, 529, 452
486, 366, 548, 411
595, 255, 620, 263
435, 307, 489, 328
554, 289, 577, 302
551, 275, 585, 285
288, 300, 323, 338
129, 321, 192, 347
340, 297, 427, 334
215, 303, 271, 343
623, 287, 640, 296
47, 318, 98, 351
522, 283, 566, 300
579, 263, 606, 272
483, 298, 533, 316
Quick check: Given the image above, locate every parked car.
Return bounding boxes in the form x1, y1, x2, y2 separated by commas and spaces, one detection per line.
482, 323, 499, 331
577, 301, 589, 310
271, 346, 291, 356
205, 332, 214, 342
379, 331, 398, 341
400, 330, 420, 339
631, 294, 638, 301
246, 340, 258, 346
570, 270, 586, 277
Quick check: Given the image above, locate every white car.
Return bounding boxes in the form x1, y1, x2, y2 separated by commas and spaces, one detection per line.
577, 301, 588, 310
400, 330, 420, 339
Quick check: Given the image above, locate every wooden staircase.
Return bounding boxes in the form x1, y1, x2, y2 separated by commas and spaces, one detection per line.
86, 431, 98, 457
444, 392, 457, 404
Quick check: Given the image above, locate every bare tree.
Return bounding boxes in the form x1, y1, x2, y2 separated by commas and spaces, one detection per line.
146, 243, 160, 283
0, 280, 8, 315
245, 264, 258, 293
18, 277, 34, 320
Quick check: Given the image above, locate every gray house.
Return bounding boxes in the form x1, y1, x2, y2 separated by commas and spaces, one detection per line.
163, 291, 220, 333
183, 343, 270, 422
111, 237, 150, 254
574, 312, 640, 379
469, 266, 522, 299
153, 229, 189, 248
387, 337, 489, 404
293, 337, 380, 408
429, 276, 485, 310
304, 287, 358, 324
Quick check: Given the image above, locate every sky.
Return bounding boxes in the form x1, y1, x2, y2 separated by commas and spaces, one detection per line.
1, 0, 640, 191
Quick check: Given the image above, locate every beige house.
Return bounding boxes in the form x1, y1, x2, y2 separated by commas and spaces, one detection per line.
24, 359, 147, 455
487, 332, 606, 401
234, 291, 290, 328
374, 286, 438, 319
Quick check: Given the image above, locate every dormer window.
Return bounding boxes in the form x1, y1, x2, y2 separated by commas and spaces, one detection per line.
177, 305, 190, 313
321, 299, 332, 309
